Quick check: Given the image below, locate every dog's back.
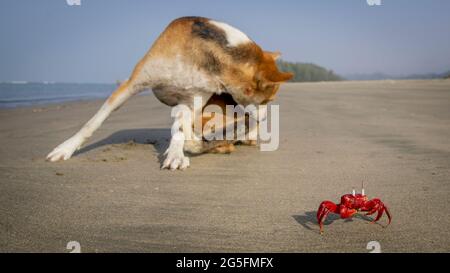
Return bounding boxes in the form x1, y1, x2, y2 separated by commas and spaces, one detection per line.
135, 17, 292, 106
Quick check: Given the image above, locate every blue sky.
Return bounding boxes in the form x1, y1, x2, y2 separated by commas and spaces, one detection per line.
1, 0, 449, 82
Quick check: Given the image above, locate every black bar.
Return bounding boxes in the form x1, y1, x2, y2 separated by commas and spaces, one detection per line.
1, 253, 447, 272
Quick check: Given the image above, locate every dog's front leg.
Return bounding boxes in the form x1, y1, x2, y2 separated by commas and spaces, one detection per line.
161, 105, 192, 170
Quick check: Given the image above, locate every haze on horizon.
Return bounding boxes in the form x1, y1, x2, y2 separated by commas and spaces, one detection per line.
1, 0, 449, 83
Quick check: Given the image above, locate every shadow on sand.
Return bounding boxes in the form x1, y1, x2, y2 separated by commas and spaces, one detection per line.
292, 211, 377, 234
73, 128, 171, 163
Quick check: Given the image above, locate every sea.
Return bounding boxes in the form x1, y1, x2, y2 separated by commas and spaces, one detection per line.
0, 82, 120, 108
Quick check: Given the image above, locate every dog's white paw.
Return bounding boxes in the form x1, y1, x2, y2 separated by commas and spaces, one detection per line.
161, 132, 189, 170
46, 137, 81, 162
162, 150, 190, 170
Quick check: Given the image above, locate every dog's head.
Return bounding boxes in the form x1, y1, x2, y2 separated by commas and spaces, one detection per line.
231, 50, 293, 106
252, 51, 293, 104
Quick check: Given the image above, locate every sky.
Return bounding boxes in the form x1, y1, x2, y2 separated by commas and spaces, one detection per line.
1, 0, 449, 83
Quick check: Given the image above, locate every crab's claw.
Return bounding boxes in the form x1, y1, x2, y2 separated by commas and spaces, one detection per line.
317, 201, 339, 234
364, 198, 392, 227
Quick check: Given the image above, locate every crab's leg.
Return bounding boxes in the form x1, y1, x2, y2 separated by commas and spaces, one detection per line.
384, 205, 392, 225
362, 198, 382, 220
317, 202, 328, 223
365, 203, 380, 216
371, 201, 392, 226
317, 201, 338, 234
374, 204, 392, 226
319, 209, 332, 234
372, 207, 383, 222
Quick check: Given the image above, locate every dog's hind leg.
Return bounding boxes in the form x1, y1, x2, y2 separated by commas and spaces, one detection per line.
46, 76, 146, 162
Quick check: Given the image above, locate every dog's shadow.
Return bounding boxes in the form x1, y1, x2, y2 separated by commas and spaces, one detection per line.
292, 211, 376, 234
73, 128, 171, 163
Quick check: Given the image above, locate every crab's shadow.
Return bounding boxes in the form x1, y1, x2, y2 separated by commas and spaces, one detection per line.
292, 211, 377, 234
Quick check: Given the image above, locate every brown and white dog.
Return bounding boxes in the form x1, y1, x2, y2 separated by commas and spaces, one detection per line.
46, 16, 292, 170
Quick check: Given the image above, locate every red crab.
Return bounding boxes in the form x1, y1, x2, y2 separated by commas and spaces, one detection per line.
317, 188, 392, 234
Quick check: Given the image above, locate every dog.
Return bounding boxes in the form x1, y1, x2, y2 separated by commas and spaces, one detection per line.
46, 16, 293, 170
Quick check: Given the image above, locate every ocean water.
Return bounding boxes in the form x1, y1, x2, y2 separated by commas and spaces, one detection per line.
0, 82, 118, 108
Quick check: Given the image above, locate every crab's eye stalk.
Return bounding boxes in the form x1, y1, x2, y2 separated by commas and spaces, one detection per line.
352, 189, 356, 196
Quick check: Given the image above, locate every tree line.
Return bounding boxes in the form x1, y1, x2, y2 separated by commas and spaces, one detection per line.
276, 60, 343, 82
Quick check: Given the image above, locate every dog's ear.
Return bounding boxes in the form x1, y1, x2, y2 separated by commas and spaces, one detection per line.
264, 51, 282, 61
259, 51, 293, 83
264, 71, 293, 83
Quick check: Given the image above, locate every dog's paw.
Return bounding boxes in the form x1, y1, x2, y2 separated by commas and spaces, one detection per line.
161, 149, 190, 170
161, 131, 190, 170
46, 137, 81, 162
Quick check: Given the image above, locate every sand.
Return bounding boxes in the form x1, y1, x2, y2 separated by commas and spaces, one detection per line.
0, 80, 449, 252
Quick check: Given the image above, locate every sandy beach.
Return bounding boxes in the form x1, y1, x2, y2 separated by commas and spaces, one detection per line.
0, 80, 449, 252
